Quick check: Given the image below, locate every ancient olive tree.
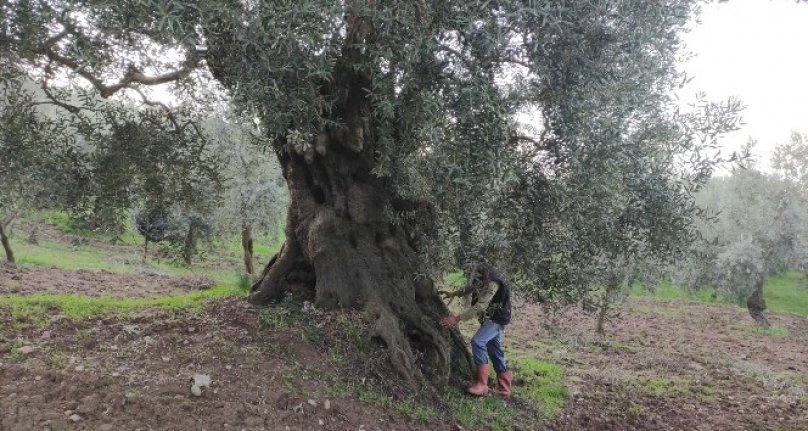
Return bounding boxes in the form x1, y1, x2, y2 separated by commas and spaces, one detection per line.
3, 1, 739, 385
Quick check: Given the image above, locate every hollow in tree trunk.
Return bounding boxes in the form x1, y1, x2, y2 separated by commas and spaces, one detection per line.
746, 278, 770, 327
242, 223, 254, 275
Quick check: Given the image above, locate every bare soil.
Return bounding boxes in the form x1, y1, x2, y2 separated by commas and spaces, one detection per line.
0, 264, 213, 297
513, 299, 808, 431
1, 243, 806, 430
2, 298, 433, 431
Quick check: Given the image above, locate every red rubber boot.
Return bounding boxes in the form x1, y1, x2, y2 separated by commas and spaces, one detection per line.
492, 371, 512, 398
466, 365, 490, 396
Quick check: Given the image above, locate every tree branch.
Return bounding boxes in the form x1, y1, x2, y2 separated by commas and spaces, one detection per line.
39, 73, 82, 114
38, 26, 202, 98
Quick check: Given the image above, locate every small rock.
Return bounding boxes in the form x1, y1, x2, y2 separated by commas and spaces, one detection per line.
75, 365, 85, 372
69, 414, 82, 423
324, 399, 330, 410
318, 419, 324, 426
19, 346, 35, 355
35, 375, 42, 381
42, 331, 51, 339
161, 356, 170, 362
190, 373, 211, 397
307, 399, 317, 407
188, 327, 196, 333
225, 365, 232, 370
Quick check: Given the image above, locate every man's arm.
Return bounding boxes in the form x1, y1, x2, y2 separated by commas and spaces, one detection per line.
455, 281, 497, 322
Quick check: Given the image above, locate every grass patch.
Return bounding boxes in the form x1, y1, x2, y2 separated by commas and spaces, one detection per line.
639, 377, 691, 397
443, 271, 465, 288
732, 324, 791, 337
513, 357, 569, 418
631, 271, 808, 317
764, 270, 808, 317
630, 280, 688, 300
14, 239, 135, 273
222, 234, 283, 258
258, 307, 292, 330
0, 284, 244, 323
447, 390, 524, 431
45, 350, 71, 369
43, 211, 141, 245
354, 386, 439, 422
12, 236, 243, 285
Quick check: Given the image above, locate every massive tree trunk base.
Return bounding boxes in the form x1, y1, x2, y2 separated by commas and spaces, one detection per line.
247, 155, 472, 388
250, 232, 472, 388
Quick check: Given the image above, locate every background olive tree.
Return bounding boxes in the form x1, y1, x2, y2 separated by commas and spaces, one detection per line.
670, 147, 808, 326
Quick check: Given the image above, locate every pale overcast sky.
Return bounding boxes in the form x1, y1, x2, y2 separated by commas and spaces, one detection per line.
679, 0, 808, 170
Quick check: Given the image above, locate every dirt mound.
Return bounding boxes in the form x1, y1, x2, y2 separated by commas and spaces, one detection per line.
0, 298, 457, 431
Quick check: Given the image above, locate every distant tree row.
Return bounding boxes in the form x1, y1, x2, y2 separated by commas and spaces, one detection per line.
668, 134, 808, 326
0, 73, 287, 269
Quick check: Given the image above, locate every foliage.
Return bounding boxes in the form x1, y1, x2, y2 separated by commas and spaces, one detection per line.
0, 77, 81, 225
205, 114, 288, 241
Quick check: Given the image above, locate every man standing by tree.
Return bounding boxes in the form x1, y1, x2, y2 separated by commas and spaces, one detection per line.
440, 264, 513, 398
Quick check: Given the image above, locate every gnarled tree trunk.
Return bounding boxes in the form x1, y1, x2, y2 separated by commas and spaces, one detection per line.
746, 278, 770, 327
0, 212, 17, 263
248, 129, 472, 387
241, 223, 254, 275
182, 223, 196, 266
208, 12, 472, 388
0, 221, 14, 264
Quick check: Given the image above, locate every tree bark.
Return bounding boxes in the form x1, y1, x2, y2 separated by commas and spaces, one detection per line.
182, 223, 196, 266
27, 212, 40, 245
249, 143, 472, 387
242, 223, 254, 275
0, 215, 15, 264
143, 238, 149, 264
746, 278, 770, 327
595, 278, 619, 336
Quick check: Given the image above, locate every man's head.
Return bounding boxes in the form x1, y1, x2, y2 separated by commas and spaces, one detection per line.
474, 263, 491, 283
